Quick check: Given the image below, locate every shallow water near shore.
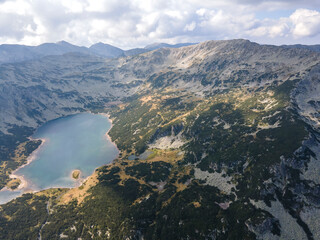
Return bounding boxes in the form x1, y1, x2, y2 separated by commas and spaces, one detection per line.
0, 113, 118, 204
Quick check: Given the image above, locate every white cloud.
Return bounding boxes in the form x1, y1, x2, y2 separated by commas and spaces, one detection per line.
246, 8, 320, 43
247, 18, 289, 38
0, 0, 31, 15
184, 21, 196, 32
290, 9, 320, 37
0, 0, 319, 48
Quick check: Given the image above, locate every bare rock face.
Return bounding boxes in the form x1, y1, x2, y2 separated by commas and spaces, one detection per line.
194, 168, 235, 195
293, 63, 320, 131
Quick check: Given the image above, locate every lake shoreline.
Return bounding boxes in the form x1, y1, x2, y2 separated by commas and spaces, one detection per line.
13, 113, 118, 192
98, 112, 120, 159
69, 112, 120, 192
0, 112, 120, 204
3, 138, 47, 193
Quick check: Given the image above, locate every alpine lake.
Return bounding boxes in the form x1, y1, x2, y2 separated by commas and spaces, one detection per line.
0, 113, 119, 204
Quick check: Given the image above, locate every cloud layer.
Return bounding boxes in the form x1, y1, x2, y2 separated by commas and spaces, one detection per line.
0, 0, 319, 48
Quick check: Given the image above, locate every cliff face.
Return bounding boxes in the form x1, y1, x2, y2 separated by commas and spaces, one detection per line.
0, 39, 320, 239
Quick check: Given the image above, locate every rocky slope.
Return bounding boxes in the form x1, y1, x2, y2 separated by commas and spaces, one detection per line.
0, 39, 320, 239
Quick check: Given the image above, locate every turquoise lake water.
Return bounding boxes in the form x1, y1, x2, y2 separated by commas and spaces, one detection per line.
0, 113, 119, 204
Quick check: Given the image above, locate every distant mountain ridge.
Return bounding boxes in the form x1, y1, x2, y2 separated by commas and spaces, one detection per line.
2, 40, 319, 65
0, 41, 91, 64
282, 44, 320, 52
0, 41, 197, 64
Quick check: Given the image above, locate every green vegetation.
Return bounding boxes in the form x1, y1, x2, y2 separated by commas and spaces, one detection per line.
0, 155, 268, 239
102, 80, 310, 238
109, 90, 200, 154
0, 78, 313, 238
72, 170, 81, 179
0, 125, 41, 189
0, 193, 49, 239
125, 162, 172, 182
6, 178, 21, 190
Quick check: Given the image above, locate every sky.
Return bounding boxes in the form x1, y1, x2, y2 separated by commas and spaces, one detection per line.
0, 0, 319, 49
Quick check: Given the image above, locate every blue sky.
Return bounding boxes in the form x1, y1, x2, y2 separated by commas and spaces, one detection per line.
0, 0, 319, 48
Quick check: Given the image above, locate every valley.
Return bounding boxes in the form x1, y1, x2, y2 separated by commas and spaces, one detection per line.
0, 39, 320, 239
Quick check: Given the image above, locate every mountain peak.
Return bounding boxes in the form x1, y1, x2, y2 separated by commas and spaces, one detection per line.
89, 42, 124, 58
56, 40, 73, 46
90, 42, 114, 47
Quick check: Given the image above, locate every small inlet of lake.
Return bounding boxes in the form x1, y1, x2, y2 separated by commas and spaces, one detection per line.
0, 113, 119, 204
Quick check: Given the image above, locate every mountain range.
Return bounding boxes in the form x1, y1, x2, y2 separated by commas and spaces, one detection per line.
0, 39, 320, 240
0, 41, 196, 64
1, 40, 320, 66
